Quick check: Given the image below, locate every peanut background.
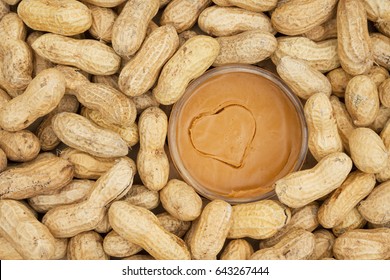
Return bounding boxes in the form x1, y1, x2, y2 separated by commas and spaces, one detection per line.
0, 0, 389, 260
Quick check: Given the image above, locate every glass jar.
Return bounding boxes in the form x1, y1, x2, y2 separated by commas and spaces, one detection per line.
168, 64, 308, 204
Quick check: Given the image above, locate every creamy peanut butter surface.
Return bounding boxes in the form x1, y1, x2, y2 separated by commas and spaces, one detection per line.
174, 71, 303, 199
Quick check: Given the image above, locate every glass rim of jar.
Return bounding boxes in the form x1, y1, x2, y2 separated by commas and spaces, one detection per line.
168, 64, 308, 204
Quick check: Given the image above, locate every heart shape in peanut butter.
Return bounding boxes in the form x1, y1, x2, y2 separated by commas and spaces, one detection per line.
189, 104, 256, 167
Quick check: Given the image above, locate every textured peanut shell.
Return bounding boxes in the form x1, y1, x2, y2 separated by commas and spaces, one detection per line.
358, 181, 390, 224
0, 236, 23, 260
137, 107, 169, 191
132, 91, 160, 114
275, 152, 353, 208
59, 147, 122, 179
94, 161, 137, 231
379, 78, 390, 108
326, 68, 352, 96
304, 93, 343, 161
52, 238, 68, 260
156, 212, 191, 238
81, 108, 138, 147
370, 32, 390, 69
109, 201, 191, 260
103, 212, 190, 258
277, 57, 332, 100
0, 129, 40, 162
228, 200, 291, 239
212, 0, 277, 12
0, 66, 19, 98
198, 6, 274, 36
92, 74, 119, 90
52, 112, 128, 158
0, 87, 25, 99
121, 185, 159, 210
0, 1, 9, 21
43, 158, 134, 238
160, 179, 202, 221
153, 36, 220, 105
103, 230, 143, 258
0, 88, 10, 105
45, 224, 71, 260
329, 95, 356, 152
147, 20, 159, 35
178, 30, 198, 46
0, 199, 56, 260
0, 153, 74, 200
17, 0, 92, 36
349, 128, 387, 174
368, 221, 390, 229
380, 119, 390, 149
271, 37, 340, 73
32, 34, 120, 75
0, 85, 14, 100
161, 0, 210, 33
362, 0, 390, 22
337, 0, 373, 75
0, 12, 26, 40
304, 18, 337, 42
318, 171, 376, 228
271, 0, 338, 36
119, 25, 179, 97
91, 218, 112, 233
67, 231, 109, 260
0, 68, 65, 132
333, 228, 390, 260
17, 200, 39, 219
82, 0, 126, 8
26, 31, 54, 77
88, 157, 137, 203
376, 121, 390, 181
51, 94, 81, 118
112, 0, 159, 57
345, 75, 379, 127
88, 5, 117, 43
220, 239, 254, 260
0, 39, 32, 91
37, 95, 79, 151
183, 217, 197, 249
310, 229, 335, 260
190, 200, 232, 260
0, 148, 6, 172
259, 202, 319, 249
376, 20, 390, 37
250, 229, 315, 260
371, 107, 390, 135
367, 66, 389, 87
213, 30, 276, 66
57, 66, 136, 127
332, 208, 367, 237
28, 180, 95, 213
94, 213, 111, 234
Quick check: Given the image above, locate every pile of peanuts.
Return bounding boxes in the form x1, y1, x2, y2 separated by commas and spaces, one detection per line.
0, 0, 389, 260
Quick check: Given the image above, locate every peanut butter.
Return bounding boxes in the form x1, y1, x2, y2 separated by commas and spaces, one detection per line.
173, 70, 304, 200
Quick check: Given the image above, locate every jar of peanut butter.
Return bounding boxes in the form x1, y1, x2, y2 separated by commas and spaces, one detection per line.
168, 64, 308, 203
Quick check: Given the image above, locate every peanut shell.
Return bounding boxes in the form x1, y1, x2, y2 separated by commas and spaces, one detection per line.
17, 0, 92, 36
198, 6, 274, 36
275, 152, 353, 208
337, 0, 373, 75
